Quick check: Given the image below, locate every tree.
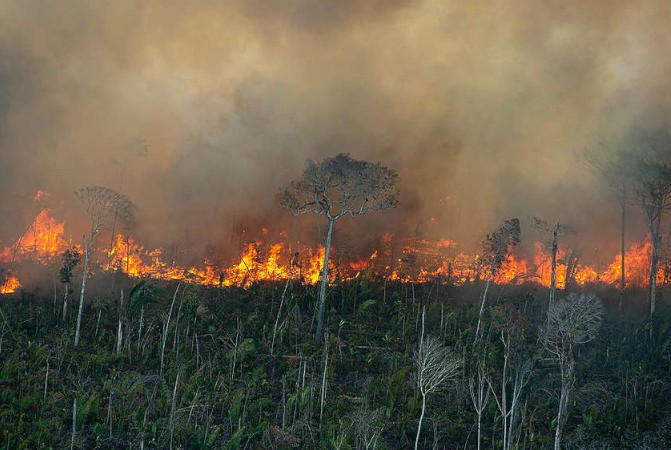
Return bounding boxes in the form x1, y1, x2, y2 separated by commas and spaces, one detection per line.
74, 186, 135, 347
541, 292, 604, 450
579, 141, 630, 310
414, 307, 461, 450
532, 217, 573, 306
59, 247, 81, 323
624, 129, 671, 331
279, 153, 398, 342
476, 218, 521, 340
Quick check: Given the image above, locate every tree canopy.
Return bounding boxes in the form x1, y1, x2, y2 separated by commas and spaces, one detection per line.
279, 153, 399, 220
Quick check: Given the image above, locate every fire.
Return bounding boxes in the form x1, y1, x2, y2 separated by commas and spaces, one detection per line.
0, 202, 669, 292
0, 209, 68, 263
0, 275, 20, 294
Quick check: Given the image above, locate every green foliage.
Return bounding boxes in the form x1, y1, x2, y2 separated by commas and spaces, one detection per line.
0, 280, 670, 448
128, 279, 166, 318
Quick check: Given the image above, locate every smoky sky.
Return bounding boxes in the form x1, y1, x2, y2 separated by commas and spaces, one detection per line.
1, 0, 671, 260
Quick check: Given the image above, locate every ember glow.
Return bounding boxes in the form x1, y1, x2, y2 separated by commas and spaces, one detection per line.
0, 207, 667, 293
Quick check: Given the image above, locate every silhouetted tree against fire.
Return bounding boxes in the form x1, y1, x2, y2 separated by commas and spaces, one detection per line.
532, 217, 573, 306
475, 218, 521, 340
74, 186, 135, 347
541, 292, 603, 450
625, 129, 671, 334
279, 153, 398, 342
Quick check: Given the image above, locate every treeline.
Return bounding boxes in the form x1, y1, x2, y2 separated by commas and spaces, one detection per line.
1, 276, 670, 449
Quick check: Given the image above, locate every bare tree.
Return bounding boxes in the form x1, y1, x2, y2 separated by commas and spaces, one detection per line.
280, 153, 398, 342
532, 217, 573, 306
469, 355, 490, 450
624, 129, 671, 331
476, 218, 521, 340
541, 292, 604, 450
74, 186, 135, 347
579, 141, 630, 310
414, 307, 461, 450
486, 312, 533, 450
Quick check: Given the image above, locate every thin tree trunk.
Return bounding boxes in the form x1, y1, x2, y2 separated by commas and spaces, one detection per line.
74, 239, 91, 347
319, 333, 329, 425
53, 275, 58, 318
70, 398, 77, 450
550, 230, 558, 305
161, 283, 180, 376
475, 276, 491, 341
619, 193, 626, 312
116, 289, 124, 354
554, 359, 574, 450
43, 359, 49, 400
169, 373, 179, 450
316, 218, 334, 342
649, 233, 659, 335
271, 276, 291, 355
414, 393, 426, 450
62, 282, 69, 323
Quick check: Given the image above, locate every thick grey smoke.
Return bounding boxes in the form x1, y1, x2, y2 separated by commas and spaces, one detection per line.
0, 0, 670, 260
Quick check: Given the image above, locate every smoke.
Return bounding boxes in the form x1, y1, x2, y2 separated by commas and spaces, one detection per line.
1, 0, 670, 260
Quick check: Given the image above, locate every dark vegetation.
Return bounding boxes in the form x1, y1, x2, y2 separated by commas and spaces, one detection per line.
1, 274, 671, 449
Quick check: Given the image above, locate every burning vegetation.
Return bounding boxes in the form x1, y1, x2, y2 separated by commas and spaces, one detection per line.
0, 202, 667, 296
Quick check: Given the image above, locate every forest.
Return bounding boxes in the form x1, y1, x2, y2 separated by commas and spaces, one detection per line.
1, 270, 670, 449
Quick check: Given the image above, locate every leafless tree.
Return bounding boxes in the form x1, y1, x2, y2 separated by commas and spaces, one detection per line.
469, 356, 490, 450
414, 307, 461, 450
476, 218, 521, 340
532, 217, 573, 306
579, 141, 630, 310
279, 153, 398, 342
624, 129, 671, 331
541, 292, 604, 450
486, 314, 533, 450
74, 186, 135, 346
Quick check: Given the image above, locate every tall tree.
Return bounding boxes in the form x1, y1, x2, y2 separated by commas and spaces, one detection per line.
279, 153, 398, 342
625, 129, 671, 331
475, 218, 521, 340
579, 142, 630, 310
532, 217, 573, 306
541, 292, 603, 450
74, 186, 135, 346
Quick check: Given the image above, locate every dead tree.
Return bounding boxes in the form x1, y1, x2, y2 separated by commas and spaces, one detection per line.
279, 153, 398, 342
475, 218, 521, 340
624, 129, 671, 332
486, 310, 532, 450
541, 292, 603, 450
532, 217, 573, 306
414, 307, 461, 450
74, 186, 135, 347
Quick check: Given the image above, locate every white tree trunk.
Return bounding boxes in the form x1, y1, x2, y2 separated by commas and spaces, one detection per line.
316, 218, 334, 342
74, 240, 91, 347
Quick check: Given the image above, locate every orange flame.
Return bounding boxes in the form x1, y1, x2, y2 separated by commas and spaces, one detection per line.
0, 209, 68, 263
0, 275, 20, 294
1, 204, 669, 291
